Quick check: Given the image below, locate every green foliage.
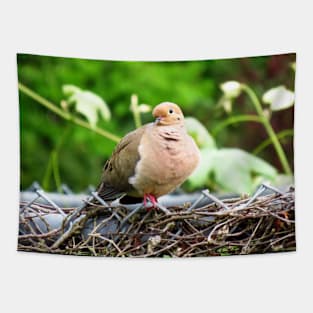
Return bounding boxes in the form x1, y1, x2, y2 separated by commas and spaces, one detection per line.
217, 246, 240, 256
62, 84, 111, 127
18, 53, 295, 192
219, 81, 294, 176
185, 74, 296, 194
184, 117, 216, 149
185, 118, 277, 194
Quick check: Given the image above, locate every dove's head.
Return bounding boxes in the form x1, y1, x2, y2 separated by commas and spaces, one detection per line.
153, 102, 184, 126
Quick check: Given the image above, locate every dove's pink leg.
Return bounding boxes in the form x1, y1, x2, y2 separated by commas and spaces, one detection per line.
149, 194, 158, 207
143, 194, 158, 211
143, 194, 148, 207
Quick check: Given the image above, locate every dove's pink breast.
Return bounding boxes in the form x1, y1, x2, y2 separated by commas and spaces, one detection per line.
128, 124, 200, 197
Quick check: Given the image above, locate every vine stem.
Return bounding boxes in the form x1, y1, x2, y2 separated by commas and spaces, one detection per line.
18, 82, 121, 143
212, 114, 263, 136
241, 84, 292, 176
253, 129, 294, 155
42, 125, 72, 191
130, 94, 142, 129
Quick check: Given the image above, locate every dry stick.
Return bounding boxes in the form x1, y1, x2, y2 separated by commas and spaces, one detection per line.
105, 206, 142, 251
207, 217, 237, 243
24, 215, 45, 235
90, 234, 123, 255
17, 245, 63, 254
62, 196, 96, 230
183, 219, 200, 233
241, 217, 264, 254
133, 240, 180, 258
20, 202, 52, 213
91, 191, 122, 222
156, 203, 171, 215
51, 214, 88, 249
20, 195, 41, 214
187, 194, 206, 212
75, 214, 116, 249
26, 207, 53, 233
250, 230, 292, 246
19, 212, 38, 236
117, 241, 148, 256
119, 204, 145, 229
178, 240, 209, 257
202, 189, 231, 210
265, 233, 295, 252
256, 206, 295, 224
172, 227, 211, 240
117, 214, 168, 256
186, 249, 215, 257
18, 189, 295, 256
36, 189, 66, 217
90, 235, 97, 256
152, 213, 198, 228
19, 228, 61, 239
51, 204, 110, 249
115, 211, 151, 255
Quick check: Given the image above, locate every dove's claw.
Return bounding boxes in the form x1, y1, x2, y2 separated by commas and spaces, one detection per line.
143, 194, 158, 211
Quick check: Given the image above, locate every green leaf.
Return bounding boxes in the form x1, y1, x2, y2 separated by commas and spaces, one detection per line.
262, 85, 295, 111
62, 84, 111, 128
273, 174, 294, 188
212, 148, 277, 194
187, 148, 217, 189
185, 117, 216, 149
62, 84, 81, 96
187, 148, 278, 194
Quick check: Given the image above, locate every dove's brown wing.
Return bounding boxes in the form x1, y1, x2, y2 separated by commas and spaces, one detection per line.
96, 125, 148, 201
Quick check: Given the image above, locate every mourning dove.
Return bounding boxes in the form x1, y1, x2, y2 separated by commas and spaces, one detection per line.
95, 102, 200, 207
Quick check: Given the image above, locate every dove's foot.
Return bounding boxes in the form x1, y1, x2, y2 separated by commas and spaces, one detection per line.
143, 194, 158, 211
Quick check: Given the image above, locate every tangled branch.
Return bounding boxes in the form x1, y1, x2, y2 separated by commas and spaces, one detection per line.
18, 188, 295, 257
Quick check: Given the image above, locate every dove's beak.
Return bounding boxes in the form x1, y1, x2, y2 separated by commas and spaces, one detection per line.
155, 117, 163, 125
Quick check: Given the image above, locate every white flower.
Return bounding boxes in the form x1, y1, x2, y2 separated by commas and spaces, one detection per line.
262, 85, 295, 111
138, 104, 151, 113
220, 81, 242, 99
222, 98, 232, 113
130, 94, 138, 111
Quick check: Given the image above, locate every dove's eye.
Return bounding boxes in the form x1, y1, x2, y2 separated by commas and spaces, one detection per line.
168, 109, 174, 114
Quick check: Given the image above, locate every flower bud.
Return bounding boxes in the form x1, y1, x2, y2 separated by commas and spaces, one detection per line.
220, 81, 242, 99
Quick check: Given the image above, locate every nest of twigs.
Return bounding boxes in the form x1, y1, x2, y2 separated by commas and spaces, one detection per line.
18, 188, 296, 257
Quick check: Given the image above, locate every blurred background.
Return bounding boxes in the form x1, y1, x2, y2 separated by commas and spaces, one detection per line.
17, 53, 295, 193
